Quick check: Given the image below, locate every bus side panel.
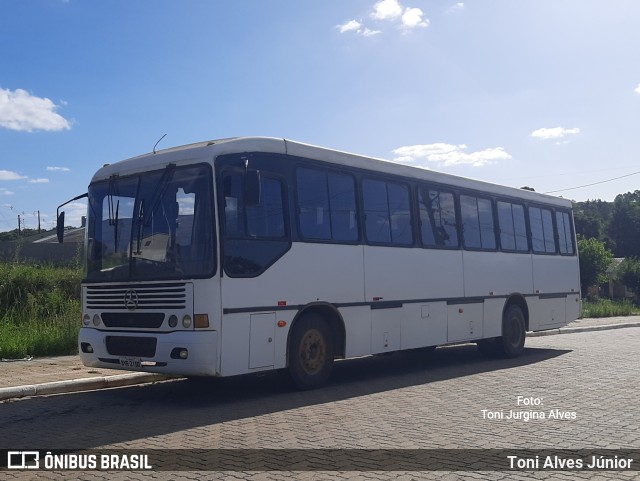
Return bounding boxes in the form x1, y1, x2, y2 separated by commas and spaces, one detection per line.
400, 302, 447, 350
219, 313, 251, 376
527, 296, 566, 331
342, 306, 373, 358
221, 244, 365, 309
532, 255, 580, 297
220, 243, 364, 376
220, 310, 297, 376
531, 255, 580, 329
483, 298, 506, 339
364, 247, 463, 352
462, 251, 534, 297
566, 293, 581, 323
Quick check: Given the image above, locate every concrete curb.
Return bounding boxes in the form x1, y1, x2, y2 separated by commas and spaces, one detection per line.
0, 372, 176, 402
1, 322, 639, 402
528, 321, 640, 337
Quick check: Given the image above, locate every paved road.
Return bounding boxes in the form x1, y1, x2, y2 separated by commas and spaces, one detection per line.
1, 328, 639, 480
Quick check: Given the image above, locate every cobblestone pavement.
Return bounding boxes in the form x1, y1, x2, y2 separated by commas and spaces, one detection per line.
1, 327, 639, 480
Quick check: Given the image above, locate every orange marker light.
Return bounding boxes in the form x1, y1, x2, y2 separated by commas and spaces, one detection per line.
277, 320, 287, 328
194, 314, 209, 328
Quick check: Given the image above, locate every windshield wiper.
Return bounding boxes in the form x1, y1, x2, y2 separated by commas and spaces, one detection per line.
144, 164, 176, 227
107, 176, 120, 252
134, 200, 144, 255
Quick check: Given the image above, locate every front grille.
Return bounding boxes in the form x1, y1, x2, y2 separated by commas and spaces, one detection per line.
86, 282, 187, 310
102, 312, 165, 328
106, 336, 157, 357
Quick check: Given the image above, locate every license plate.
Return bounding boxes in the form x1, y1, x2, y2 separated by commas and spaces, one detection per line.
119, 357, 141, 368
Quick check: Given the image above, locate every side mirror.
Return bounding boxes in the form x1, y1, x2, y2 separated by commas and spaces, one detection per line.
56, 211, 65, 243
56, 192, 88, 243
244, 170, 261, 207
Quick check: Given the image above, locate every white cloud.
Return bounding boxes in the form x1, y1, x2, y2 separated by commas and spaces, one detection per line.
361, 27, 382, 37
531, 126, 580, 140
336, 19, 381, 37
338, 0, 428, 38
0, 170, 26, 180
337, 19, 362, 33
46, 166, 71, 172
28, 178, 49, 184
445, 2, 465, 14
0, 87, 71, 132
392, 143, 512, 167
634, 83, 640, 94
0, 189, 14, 196
372, 0, 403, 20
401, 8, 429, 29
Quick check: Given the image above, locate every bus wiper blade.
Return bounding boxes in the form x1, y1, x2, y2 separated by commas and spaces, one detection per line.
107, 175, 118, 226
135, 200, 145, 255
144, 164, 175, 227
113, 200, 120, 253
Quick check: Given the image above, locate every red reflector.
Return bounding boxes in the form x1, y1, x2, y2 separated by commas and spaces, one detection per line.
278, 301, 287, 306
277, 320, 287, 327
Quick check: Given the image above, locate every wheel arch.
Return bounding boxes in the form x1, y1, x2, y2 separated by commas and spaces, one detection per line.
286, 302, 346, 366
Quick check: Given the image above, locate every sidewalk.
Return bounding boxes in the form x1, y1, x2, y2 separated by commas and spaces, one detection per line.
1, 316, 639, 401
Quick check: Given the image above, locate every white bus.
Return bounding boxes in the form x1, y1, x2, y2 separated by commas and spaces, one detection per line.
58, 137, 580, 389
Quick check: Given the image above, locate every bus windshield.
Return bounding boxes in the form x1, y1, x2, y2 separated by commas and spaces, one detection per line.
85, 163, 215, 282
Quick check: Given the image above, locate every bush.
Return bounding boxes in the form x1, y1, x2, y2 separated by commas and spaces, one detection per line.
577, 237, 614, 296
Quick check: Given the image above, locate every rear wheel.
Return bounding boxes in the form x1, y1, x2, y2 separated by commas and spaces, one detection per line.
496, 305, 526, 358
288, 313, 334, 389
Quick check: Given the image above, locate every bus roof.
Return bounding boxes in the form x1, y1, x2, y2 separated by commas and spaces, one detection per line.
92, 136, 572, 208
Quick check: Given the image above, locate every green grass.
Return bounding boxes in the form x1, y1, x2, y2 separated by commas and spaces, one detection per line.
0, 262, 82, 359
582, 298, 640, 318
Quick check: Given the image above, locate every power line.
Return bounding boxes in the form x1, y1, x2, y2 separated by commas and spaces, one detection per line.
545, 170, 640, 194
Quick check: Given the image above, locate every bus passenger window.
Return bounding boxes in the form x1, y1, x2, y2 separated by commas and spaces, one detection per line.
461, 195, 495, 250
418, 188, 458, 248
556, 211, 574, 254
363, 179, 412, 246
529, 206, 556, 253
497, 201, 528, 252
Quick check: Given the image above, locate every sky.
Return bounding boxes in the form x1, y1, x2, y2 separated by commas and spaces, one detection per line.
2, 0, 640, 232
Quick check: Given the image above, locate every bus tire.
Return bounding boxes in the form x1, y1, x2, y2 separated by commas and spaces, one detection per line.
288, 313, 334, 390
497, 304, 526, 358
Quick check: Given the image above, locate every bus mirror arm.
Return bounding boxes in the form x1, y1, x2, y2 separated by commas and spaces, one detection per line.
56, 193, 88, 243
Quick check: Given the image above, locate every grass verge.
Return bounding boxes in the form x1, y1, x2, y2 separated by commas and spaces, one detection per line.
0, 262, 81, 359
582, 298, 640, 318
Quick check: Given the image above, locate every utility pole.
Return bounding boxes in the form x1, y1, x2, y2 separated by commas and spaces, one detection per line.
17, 214, 21, 235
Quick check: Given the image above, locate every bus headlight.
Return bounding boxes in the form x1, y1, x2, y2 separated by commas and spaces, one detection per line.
83, 314, 91, 326
92, 314, 101, 326
168, 315, 178, 328
182, 315, 192, 328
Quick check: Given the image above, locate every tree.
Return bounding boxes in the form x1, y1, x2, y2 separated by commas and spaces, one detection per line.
615, 257, 640, 299
609, 191, 640, 257
577, 237, 614, 296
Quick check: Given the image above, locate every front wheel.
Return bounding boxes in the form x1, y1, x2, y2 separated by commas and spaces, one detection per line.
496, 305, 526, 358
288, 313, 334, 390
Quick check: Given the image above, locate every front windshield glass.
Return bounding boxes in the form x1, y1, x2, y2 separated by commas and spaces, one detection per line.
86, 163, 215, 282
